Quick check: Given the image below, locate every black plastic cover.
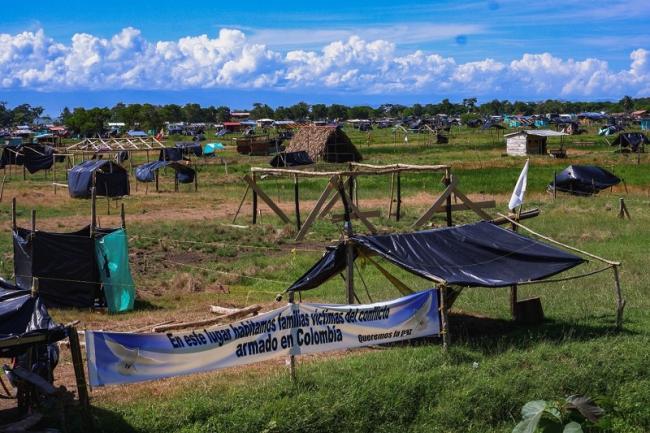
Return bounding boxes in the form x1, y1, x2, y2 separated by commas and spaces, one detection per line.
23, 144, 55, 174
288, 221, 585, 291
270, 151, 314, 167
549, 165, 620, 195
68, 160, 130, 198
135, 161, 196, 184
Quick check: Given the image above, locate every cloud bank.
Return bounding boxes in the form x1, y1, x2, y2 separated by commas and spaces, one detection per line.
0, 27, 648, 99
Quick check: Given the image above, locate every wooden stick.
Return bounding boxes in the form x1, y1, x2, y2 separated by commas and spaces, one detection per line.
295, 176, 338, 241
232, 183, 250, 224
121, 203, 126, 229
209, 305, 242, 315
90, 187, 97, 237
11, 197, 16, 230
243, 174, 291, 224
67, 326, 91, 409
613, 265, 625, 330
0, 175, 6, 203
31, 209, 36, 234
153, 305, 262, 332
440, 286, 450, 350
496, 213, 620, 265
396, 171, 402, 222
294, 174, 301, 230
412, 176, 458, 228
388, 172, 395, 219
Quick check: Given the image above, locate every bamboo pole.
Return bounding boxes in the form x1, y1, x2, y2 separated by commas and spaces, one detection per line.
497, 213, 620, 265
440, 285, 450, 350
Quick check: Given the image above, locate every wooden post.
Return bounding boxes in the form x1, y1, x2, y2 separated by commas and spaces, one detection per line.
337, 179, 355, 304
613, 265, 625, 330
288, 290, 296, 383
510, 213, 519, 319
553, 170, 557, 199
31, 209, 36, 235
11, 197, 17, 230
396, 171, 402, 222
30, 277, 39, 298
388, 173, 395, 219
444, 170, 453, 227
67, 327, 91, 411
120, 203, 126, 229
90, 187, 97, 237
294, 174, 301, 230
252, 173, 258, 224
440, 285, 450, 350
194, 170, 198, 192
232, 184, 250, 224
22, 163, 26, 180
155, 170, 159, 192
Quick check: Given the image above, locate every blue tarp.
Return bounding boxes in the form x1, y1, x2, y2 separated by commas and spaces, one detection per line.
95, 229, 136, 313
288, 221, 585, 291
135, 161, 196, 184
203, 142, 225, 155
127, 130, 148, 137
68, 160, 130, 198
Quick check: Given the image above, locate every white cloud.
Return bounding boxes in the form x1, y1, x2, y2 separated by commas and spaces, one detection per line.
0, 27, 648, 99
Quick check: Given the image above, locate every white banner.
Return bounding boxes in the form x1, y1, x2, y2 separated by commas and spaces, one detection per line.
86, 289, 440, 386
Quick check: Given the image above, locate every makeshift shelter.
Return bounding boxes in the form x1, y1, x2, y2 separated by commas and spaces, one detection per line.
549, 165, 621, 196
286, 219, 625, 346
22, 144, 56, 174
135, 161, 197, 192
127, 130, 148, 138
641, 119, 650, 131
286, 126, 362, 163
175, 142, 202, 158
269, 151, 313, 167
610, 132, 648, 153
504, 130, 568, 156
203, 142, 225, 156
12, 225, 136, 313
68, 160, 129, 198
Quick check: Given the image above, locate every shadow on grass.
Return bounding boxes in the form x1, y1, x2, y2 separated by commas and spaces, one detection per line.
133, 298, 164, 311
447, 311, 639, 355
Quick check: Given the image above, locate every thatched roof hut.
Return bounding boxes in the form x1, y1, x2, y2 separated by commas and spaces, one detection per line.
285, 126, 362, 163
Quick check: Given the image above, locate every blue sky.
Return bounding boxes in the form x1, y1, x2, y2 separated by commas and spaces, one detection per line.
1, 0, 649, 115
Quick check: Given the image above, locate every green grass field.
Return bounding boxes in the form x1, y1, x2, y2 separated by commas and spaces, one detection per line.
2, 125, 649, 432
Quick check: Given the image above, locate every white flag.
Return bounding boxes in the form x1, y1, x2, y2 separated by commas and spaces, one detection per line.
508, 159, 529, 211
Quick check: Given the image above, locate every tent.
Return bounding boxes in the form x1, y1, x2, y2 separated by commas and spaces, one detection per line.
288, 221, 585, 292
549, 165, 621, 196
285, 126, 362, 163
68, 160, 130, 198
175, 142, 202, 158
13, 226, 135, 313
127, 130, 148, 137
203, 142, 225, 156
159, 147, 184, 162
135, 161, 196, 184
269, 151, 314, 167
610, 132, 648, 152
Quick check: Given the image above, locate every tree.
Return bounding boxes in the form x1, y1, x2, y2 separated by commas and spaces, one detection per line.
462, 97, 477, 113
311, 104, 328, 120
347, 105, 372, 119
250, 103, 274, 120
620, 95, 634, 113
215, 106, 231, 123
327, 104, 348, 121
288, 102, 310, 120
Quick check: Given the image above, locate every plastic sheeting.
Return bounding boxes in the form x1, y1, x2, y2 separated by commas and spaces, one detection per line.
287, 221, 584, 291
270, 151, 314, 167
135, 161, 196, 184
68, 160, 130, 198
95, 229, 136, 313
549, 165, 620, 196
23, 144, 55, 174
175, 142, 202, 157
610, 132, 649, 151
12, 226, 136, 312
203, 142, 225, 155
0, 294, 65, 357
159, 147, 184, 161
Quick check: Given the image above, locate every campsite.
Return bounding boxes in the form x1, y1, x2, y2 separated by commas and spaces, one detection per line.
0, 103, 649, 432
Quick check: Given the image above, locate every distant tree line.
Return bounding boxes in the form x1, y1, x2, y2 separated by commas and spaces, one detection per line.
4, 97, 650, 137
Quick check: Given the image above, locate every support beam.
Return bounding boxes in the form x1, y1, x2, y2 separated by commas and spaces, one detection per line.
412, 176, 458, 229
295, 175, 338, 241
243, 174, 291, 224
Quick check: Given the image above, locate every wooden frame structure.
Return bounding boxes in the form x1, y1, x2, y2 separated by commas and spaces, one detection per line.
67, 136, 166, 153
232, 163, 497, 241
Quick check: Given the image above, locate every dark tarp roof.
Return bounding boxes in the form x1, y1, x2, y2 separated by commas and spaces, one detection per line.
135, 161, 196, 184
0, 293, 66, 357
270, 151, 314, 167
159, 147, 184, 162
175, 142, 202, 157
287, 221, 585, 291
68, 160, 129, 198
23, 144, 55, 174
549, 165, 620, 196
13, 226, 119, 308
610, 132, 648, 151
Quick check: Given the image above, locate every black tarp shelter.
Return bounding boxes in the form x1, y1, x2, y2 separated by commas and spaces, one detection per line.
135, 161, 196, 185
68, 160, 129, 198
22, 144, 56, 174
610, 132, 648, 152
288, 221, 585, 292
13, 226, 136, 312
549, 165, 620, 196
159, 147, 184, 162
175, 142, 202, 158
270, 151, 314, 167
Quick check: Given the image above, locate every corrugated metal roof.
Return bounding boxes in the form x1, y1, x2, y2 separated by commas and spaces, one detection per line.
505, 129, 567, 138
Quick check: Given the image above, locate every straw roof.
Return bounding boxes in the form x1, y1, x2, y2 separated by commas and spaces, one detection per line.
286, 126, 362, 163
